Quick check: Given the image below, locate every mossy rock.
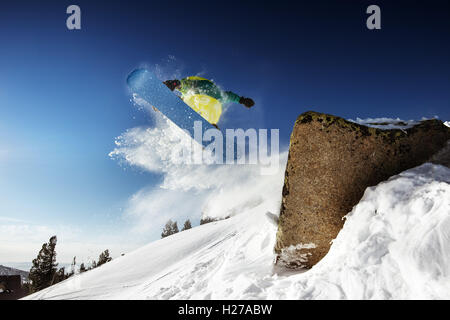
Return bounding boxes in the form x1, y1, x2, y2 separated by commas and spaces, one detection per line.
275, 111, 450, 269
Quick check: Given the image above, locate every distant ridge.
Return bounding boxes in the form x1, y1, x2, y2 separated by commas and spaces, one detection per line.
0, 265, 29, 282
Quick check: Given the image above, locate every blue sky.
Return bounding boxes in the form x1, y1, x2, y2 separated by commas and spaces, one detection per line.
0, 0, 449, 264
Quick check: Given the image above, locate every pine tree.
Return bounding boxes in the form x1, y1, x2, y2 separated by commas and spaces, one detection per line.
200, 217, 216, 225
79, 263, 86, 273
69, 256, 76, 277
90, 260, 97, 270
60, 267, 67, 281
161, 219, 174, 238
22, 281, 31, 295
172, 221, 179, 234
181, 219, 192, 231
161, 219, 180, 238
29, 236, 58, 292
53, 267, 66, 284
97, 249, 112, 267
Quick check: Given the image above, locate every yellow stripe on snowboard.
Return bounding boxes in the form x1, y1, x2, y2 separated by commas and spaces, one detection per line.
183, 94, 222, 125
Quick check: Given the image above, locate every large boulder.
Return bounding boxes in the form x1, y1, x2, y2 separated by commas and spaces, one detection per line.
275, 111, 450, 269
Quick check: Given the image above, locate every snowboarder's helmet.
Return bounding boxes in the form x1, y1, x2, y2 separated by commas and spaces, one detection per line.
163, 79, 181, 91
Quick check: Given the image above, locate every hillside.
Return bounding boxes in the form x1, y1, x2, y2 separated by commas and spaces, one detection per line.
26, 162, 450, 299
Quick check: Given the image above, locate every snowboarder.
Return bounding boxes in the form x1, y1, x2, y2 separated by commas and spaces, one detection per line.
163, 76, 254, 126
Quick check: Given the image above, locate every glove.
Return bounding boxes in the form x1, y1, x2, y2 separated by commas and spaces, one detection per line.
239, 97, 255, 108
163, 80, 181, 91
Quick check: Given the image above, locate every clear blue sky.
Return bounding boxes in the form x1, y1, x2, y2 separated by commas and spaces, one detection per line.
0, 0, 449, 263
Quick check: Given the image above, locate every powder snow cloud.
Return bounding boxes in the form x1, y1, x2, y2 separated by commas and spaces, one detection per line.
110, 98, 287, 237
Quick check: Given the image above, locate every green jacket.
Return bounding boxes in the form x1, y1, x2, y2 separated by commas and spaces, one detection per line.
178, 77, 241, 104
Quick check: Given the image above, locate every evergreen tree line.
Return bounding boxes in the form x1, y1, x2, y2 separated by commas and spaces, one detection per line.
27, 236, 113, 294
75, 249, 112, 274
160, 216, 229, 239
161, 219, 192, 238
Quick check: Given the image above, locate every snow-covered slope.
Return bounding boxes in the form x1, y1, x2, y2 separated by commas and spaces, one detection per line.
25, 203, 278, 300
26, 162, 450, 300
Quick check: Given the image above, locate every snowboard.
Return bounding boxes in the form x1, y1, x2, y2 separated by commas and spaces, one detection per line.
127, 68, 218, 147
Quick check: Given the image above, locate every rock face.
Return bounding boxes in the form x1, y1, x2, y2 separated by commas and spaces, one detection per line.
430, 140, 450, 167
275, 111, 450, 269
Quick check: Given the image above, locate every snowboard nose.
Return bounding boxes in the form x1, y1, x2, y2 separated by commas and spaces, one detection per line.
127, 68, 151, 91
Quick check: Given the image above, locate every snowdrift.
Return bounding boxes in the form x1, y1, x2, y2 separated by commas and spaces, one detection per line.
26, 162, 450, 300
